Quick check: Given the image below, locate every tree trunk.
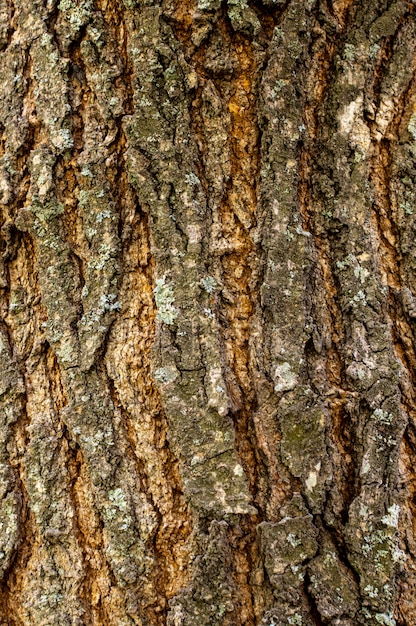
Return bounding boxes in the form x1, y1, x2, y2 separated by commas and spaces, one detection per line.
0, 0, 416, 624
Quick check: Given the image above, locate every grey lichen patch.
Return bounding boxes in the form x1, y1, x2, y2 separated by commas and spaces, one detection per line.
381, 503, 400, 528
197, 0, 221, 11
337, 253, 371, 284
372, 408, 394, 425
153, 277, 178, 325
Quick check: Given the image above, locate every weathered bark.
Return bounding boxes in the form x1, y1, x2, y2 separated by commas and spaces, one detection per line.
0, 0, 416, 624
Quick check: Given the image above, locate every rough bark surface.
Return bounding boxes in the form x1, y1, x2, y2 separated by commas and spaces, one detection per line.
0, 0, 416, 624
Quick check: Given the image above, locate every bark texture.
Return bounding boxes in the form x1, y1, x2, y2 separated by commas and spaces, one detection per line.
0, 0, 416, 624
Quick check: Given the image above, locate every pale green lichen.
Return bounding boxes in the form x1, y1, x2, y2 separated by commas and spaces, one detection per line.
80, 294, 122, 327
58, 0, 92, 30
154, 366, 178, 384
287, 533, 301, 548
353, 263, 370, 283
381, 504, 400, 528
201, 276, 217, 293
400, 201, 413, 215
271, 79, 287, 97
108, 488, 128, 512
77, 189, 89, 207
153, 277, 178, 324
408, 113, 416, 140
361, 524, 398, 575
98, 294, 122, 312
375, 613, 395, 626
343, 43, 357, 62
372, 409, 393, 425
96, 210, 111, 222
185, 172, 200, 186
274, 361, 297, 392
350, 290, 367, 307
364, 584, 379, 599
227, 0, 260, 36
197, 0, 220, 9
80, 166, 93, 177
337, 254, 370, 283
87, 243, 115, 271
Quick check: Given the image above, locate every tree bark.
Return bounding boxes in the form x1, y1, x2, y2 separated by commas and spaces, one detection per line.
0, 0, 416, 624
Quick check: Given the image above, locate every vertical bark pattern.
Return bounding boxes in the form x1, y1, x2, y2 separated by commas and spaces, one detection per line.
0, 0, 416, 625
